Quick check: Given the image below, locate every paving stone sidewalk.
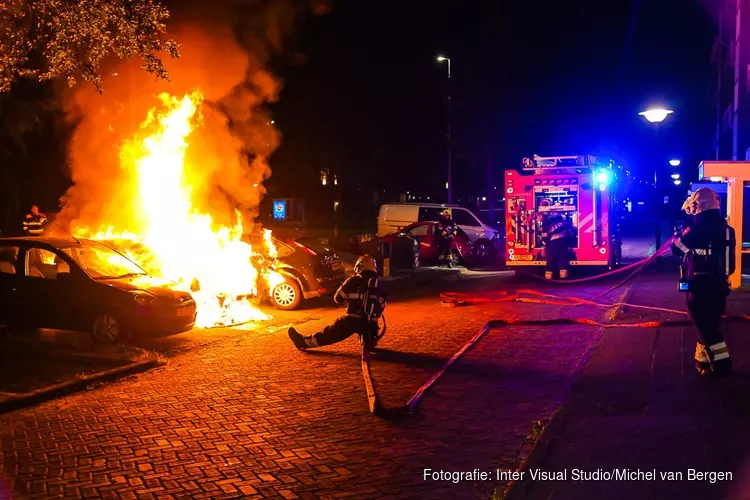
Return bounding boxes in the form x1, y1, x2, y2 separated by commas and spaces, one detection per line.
1, 278, 629, 499
510, 271, 750, 500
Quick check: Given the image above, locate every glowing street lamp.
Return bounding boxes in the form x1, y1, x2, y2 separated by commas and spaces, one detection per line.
669, 159, 680, 167
639, 108, 673, 123
436, 55, 451, 76
639, 106, 673, 261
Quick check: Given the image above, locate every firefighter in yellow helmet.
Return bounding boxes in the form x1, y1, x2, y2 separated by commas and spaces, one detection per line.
672, 188, 736, 377
435, 209, 457, 267
288, 255, 388, 350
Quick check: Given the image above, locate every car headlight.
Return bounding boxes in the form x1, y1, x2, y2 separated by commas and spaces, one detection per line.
129, 290, 156, 306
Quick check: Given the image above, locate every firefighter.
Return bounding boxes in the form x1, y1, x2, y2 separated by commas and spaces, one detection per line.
288, 255, 387, 350
435, 209, 457, 267
542, 213, 572, 280
22, 205, 47, 235
672, 187, 736, 377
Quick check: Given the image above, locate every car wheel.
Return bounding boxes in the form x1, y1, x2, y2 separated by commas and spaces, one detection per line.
271, 279, 302, 311
92, 313, 121, 344
474, 239, 496, 262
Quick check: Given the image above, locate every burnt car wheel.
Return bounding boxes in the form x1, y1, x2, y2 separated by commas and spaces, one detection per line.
92, 313, 121, 344
271, 280, 302, 311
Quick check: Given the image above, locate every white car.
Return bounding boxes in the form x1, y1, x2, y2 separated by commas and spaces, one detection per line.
377, 203, 501, 260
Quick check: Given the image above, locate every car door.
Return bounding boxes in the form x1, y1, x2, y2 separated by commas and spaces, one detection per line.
414, 223, 439, 260
0, 244, 22, 325
18, 245, 83, 330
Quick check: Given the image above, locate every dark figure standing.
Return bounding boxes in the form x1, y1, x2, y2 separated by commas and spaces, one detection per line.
542, 214, 572, 280
22, 205, 47, 235
672, 188, 736, 377
435, 209, 457, 267
288, 255, 387, 350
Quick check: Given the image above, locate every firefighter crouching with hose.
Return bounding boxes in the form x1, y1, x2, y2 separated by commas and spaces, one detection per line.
288, 255, 387, 350
435, 209, 457, 268
542, 213, 573, 280
672, 188, 736, 377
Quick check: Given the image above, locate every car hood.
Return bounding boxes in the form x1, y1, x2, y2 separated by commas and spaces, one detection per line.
98, 275, 190, 298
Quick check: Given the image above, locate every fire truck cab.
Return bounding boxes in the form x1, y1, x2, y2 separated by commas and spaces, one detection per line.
505, 154, 622, 269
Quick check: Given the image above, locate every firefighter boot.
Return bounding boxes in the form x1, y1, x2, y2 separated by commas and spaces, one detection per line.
694, 343, 711, 376
713, 358, 733, 377
708, 342, 732, 377
288, 327, 321, 350
288, 327, 307, 350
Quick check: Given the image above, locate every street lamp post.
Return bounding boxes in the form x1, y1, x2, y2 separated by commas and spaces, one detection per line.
437, 55, 452, 204
639, 107, 673, 259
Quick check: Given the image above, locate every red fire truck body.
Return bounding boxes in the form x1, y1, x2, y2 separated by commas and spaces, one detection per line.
505, 155, 621, 268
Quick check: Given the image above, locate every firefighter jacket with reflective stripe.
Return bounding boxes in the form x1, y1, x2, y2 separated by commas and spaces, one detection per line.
333, 270, 387, 317
23, 213, 47, 235
436, 219, 457, 239
542, 218, 570, 245
671, 209, 736, 284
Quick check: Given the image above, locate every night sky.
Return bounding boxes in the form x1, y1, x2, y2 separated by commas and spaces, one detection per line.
269, 0, 718, 201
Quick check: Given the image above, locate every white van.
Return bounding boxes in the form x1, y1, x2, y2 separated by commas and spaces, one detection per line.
377, 203, 500, 256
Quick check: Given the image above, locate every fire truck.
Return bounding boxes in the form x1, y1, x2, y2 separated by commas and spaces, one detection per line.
505, 154, 622, 269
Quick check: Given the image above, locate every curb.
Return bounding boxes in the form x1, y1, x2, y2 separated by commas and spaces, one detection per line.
502, 280, 638, 500
0, 355, 163, 415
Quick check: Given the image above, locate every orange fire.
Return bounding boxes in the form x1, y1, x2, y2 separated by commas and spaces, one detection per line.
75, 90, 284, 327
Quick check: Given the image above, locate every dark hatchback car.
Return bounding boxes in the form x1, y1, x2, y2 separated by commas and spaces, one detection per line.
0, 236, 197, 343
266, 236, 346, 310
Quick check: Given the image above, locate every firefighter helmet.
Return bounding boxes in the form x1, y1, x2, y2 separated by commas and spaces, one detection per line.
441, 209, 451, 217
681, 196, 694, 215
685, 188, 720, 215
354, 254, 377, 274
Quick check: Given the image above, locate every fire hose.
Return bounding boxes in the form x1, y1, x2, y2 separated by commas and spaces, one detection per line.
516, 239, 675, 286
359, 241, 750, 418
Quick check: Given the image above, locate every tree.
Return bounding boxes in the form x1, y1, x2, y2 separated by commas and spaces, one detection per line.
0, 0, 179, 93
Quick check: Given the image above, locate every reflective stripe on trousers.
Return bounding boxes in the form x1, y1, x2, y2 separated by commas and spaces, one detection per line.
709, 341, 730, 361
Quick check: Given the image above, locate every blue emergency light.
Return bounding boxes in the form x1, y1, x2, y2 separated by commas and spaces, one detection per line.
595, 169, 610, 190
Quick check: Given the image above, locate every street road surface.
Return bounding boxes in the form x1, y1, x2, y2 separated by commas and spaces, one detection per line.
1, 270, 625, 499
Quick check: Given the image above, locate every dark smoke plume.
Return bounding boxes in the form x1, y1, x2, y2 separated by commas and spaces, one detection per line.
57, 0, 330, 232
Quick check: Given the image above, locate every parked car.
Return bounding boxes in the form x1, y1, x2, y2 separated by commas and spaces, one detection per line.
380, 221, 475, 266
377, 203, 500, 258
263, 236, 346, 310
102, 235, 347, 312
0, 236, 197, 343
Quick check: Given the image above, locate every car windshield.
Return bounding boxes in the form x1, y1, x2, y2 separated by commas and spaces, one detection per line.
62, 242, 147, 280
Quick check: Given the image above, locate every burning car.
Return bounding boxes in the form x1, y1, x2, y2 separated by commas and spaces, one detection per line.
102, 234, 345, 313
0, 236, 197, 343
267, 237, 346, 310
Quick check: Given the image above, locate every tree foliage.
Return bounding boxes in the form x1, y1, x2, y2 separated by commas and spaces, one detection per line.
0, 0, 180, 93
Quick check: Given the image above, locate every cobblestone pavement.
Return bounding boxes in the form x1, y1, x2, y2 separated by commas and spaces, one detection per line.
0, 278, 627, 499
510, 273, 750, 500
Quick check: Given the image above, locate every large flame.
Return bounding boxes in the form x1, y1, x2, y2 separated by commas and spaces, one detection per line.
76, 90, 284, 327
